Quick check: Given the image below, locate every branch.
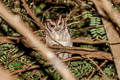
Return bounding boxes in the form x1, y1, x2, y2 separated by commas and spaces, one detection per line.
21, 0, 44, 29
97, 0, 120, 28
92, 0, 120, 79
0, 67, 16, 80
11, 65, 40, 75
87, 57, 109, 80
50, 46, 113, 61
2, 36, 111, 61
72, 38, 108, 44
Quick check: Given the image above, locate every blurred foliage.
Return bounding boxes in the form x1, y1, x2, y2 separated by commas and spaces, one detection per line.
0, 0, 118, 80
103, 64, 116, 78
69, 60, 93, 79
0, 43, 116, 80
90, 27, 107, 40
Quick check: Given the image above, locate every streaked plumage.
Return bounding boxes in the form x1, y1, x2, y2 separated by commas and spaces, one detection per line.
45, 16, 72, 59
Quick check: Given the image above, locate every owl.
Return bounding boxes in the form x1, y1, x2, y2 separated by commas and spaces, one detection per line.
45, 16, 72, 59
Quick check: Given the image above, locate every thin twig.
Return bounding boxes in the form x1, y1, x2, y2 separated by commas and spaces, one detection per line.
87, 60, 108, 80
67, 21, 81, 26
11, 65, 40, 75
21, 0, 44, 29
87, 68, 95, 80
42, 6, 65, 23
62, 56, 83, 62
87, 57, 109, 80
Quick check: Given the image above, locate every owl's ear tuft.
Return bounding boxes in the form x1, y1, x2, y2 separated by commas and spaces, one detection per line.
46, 19, 52, 23
58, 15, 65, 25
59, 15, 62, 21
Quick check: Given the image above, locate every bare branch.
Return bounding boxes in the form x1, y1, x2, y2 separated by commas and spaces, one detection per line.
21, 0, 44, 29
0, 67, 16, 80
50, 46, 113, 61
87, 57, 109, 80
92, 0, 120, 79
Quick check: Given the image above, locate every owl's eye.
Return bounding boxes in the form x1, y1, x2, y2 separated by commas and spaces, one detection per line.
59, 22, 62, 25
50, 24, 55, 27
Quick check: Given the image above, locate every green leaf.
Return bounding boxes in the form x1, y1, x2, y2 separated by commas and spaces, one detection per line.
0, 17, 2, 23
40, 3, 46, 10
34, 8, 41, 15
1, 24, 8, 32
88, 1, 93, 5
